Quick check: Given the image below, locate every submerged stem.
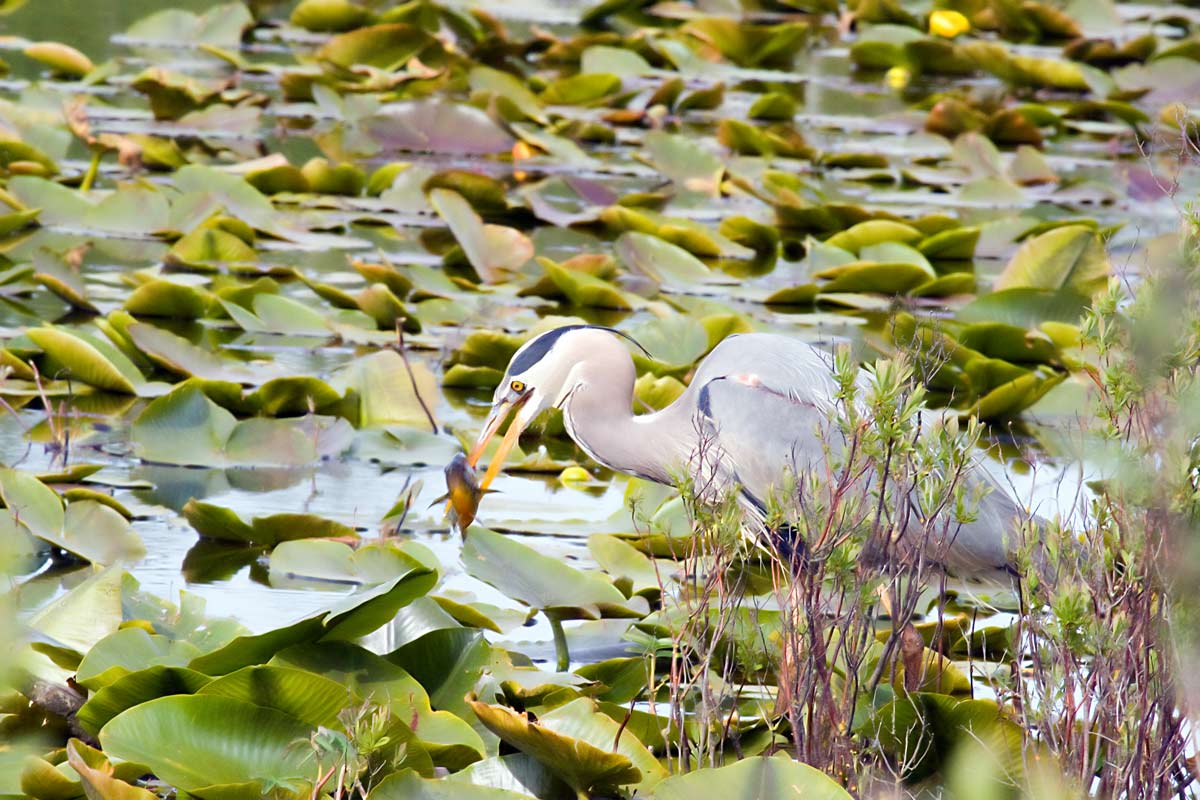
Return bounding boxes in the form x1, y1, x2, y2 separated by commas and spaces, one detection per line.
548, 612, 569, 672
80, 149, 102, 193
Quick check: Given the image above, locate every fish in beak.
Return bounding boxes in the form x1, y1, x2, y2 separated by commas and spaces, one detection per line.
467, 391, 532, 492
436, 453, 485, 532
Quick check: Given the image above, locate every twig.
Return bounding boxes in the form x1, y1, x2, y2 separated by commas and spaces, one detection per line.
394, 319, 438, 434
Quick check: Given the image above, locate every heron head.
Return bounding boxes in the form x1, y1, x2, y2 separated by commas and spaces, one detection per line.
466, 325, 648, 490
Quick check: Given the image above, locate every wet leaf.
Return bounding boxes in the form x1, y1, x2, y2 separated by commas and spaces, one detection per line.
826, 220, 923, 253
318, 23, 435, 70
462, 528, 639, 620
27, 326, 145, 393
468, 697, 654, 792
367, 101, 514, 156
616, 232, 723, 290
642, 131, 723, 195
291, 0, 373, 32
24, 41, 94, 77
430, 189, 532, 282
99, 695, 315, 795
368, 770, 534, 800
994, 225, 1110, 295
332, 349, 438, 429
654, 756, 851, 799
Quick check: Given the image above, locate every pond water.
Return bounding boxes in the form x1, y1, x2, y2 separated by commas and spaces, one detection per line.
0, 0, 1192, 664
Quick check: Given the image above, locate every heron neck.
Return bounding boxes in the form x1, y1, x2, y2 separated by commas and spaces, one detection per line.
561, 364, 689, 486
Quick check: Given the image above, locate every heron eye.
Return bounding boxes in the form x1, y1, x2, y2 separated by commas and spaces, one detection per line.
510, 380, 526, 394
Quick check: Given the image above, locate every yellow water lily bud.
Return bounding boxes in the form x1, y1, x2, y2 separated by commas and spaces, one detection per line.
885, 66, 911, 90
929, 9, 970, 38
559, 466, 591, 486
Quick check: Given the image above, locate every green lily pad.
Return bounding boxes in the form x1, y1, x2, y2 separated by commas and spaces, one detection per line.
615, 231, 724, 291
825, 220, 923, 253
368, 770, 535, 800
469, 66, 545, 124
24, 41, 94, 77
817, 261, 935, 294
429, 189, 533, 283
27, 326, 145, 393
468, 697, 661, 793
183, 500, 357, 546
75, 627, 200, 691
642, 131, 724, 195
863, 693, 1023, 782
462, 528, 639, 620
653, 755, 851, 799
331, 349, 439, 429
99, 694, 315, 795
993, 224, 1110, 296
291, 0, 373, 32
271, 641, 487, 768
538, 257, 635, 310
77, 665, 212, 736
189, 565, 437, 675
269, 539, 423, 587
317, 23, 435, 70
197, 664, 350, 728
23, 566, 124, 683
124, 279, 215, 319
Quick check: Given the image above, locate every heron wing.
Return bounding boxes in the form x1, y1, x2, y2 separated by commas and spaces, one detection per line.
688, 334, 1024, 577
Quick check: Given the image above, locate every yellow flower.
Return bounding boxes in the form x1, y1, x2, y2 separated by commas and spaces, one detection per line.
929, 9, 970, 38
885, 66, 911, 90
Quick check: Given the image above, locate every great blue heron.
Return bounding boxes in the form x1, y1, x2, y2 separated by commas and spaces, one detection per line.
466, 324, 1033, 578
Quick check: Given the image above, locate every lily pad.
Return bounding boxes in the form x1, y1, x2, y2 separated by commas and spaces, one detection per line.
462, 528, 640, 620
99, 694, 315, 795
468, 697, 661, 793
993, 224, 1110, 295
430, 189, 533, 283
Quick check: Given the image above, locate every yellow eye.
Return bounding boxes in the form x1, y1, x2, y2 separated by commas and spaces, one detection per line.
510, 380, 526, 393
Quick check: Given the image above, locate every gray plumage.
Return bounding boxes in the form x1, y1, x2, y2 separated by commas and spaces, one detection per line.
475, 326, 1033, 578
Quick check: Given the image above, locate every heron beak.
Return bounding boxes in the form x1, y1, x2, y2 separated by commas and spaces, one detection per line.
467, 392, 531, 492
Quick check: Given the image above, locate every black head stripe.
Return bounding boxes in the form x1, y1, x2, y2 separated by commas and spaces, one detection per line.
509, 324, 652, 376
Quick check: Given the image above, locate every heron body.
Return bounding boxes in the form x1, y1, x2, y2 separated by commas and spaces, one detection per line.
467, 325, 1031, 578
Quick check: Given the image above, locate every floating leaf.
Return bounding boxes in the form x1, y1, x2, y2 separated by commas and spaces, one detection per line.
317, 23, 434, 70
367, 101, 514, 156
994, 225, 1110, 295
291, 0, 373, 32
75, 627, 199, 691
130, 385, 236, 465
332, 349, 438, 429
826, 220, 923, 253
99, 695, 315, 795
653, 755, 851, 799
27, 326, 145, 393
462, 528, 639, 620
368, 770, 534, 800
468, 697, 653, 793
429, 188, 533, 282
642, 131, 723, 195
616, 232, 723, 291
